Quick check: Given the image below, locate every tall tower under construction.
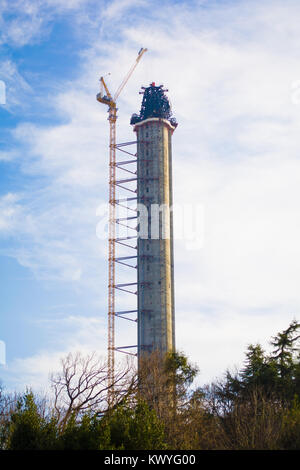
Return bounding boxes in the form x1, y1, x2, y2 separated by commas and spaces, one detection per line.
131, 83, 178, 358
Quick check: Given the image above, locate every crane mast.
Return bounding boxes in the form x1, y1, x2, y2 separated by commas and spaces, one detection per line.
97, 48, 147, 395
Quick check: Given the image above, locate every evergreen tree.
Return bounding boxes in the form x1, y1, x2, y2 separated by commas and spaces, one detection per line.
106, 400, 167, 450
58, 412, 112, 450
270, 320, 300, 377
8, 391, 57, 450
240, 344, 278, 394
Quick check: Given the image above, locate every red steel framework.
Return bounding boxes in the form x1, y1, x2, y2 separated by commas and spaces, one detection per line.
96, 49, 147, 395
108, 106, 116, 391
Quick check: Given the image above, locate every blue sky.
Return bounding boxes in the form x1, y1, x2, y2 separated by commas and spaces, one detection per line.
1, 0, 300, 392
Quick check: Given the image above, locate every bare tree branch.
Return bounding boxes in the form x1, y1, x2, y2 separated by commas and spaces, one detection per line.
50, 351, 136, 431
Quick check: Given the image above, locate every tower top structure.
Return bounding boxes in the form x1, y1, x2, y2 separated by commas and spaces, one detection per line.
130, 83, 178, 128
131, 82, 177, 358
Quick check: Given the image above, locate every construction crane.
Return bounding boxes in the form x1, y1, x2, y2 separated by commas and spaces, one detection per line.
97, 48, 147, 395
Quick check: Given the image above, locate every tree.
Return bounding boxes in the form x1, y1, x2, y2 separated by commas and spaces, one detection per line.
240, 344, 278, 396
138, 350, 198, 411
221, 388, 284, 450
50, 351, 136, 431
0, 383, 15, 449
200, 320, 300, 450
137, 350, 200, 449
210, 321, 300, 409
1, 320, 299, 450
7, 391, 57, 450
106, 399, 166, 450
280, 396, 300, 449
270, 320, 300, 382
58, 412, 112, 450
165, 351, 199, 401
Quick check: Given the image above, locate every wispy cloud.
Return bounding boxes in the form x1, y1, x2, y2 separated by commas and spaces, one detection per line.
1, 0, 300, 390
0, 0, 97, 46
101, 0, 147, 21
0, 59, 32, 111
0, 192, 20, 232
3, 314, 127, 393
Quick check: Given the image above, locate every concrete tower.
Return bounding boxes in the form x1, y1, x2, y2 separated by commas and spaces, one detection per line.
130, 83, 177, 358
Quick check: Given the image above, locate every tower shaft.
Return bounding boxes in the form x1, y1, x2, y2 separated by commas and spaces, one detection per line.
133, 117, 176, 357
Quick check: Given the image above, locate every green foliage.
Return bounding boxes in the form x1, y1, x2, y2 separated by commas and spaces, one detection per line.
270, 320, 300, 374
164, 351, 199, 388
58, 412, 112, 450
5, 392, 166, 450
270, 320, 300, 400
7, 391, 112, 450
8, 391, 57, 450
106, 400, 167, 450
4, 390, 166, 450
213, 320, 300, 407
241, 344, 278, 395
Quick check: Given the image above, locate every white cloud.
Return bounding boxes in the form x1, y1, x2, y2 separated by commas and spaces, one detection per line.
176, 309, 296, 385
2, 314, 131, 393
0, 193, 20, 233
0, 0, 97, 46
0, 59, 32, 110
173, 150, 300, 310
2, 0, 300, 390
0, 150, 17, 161
101, 0, 147, 21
